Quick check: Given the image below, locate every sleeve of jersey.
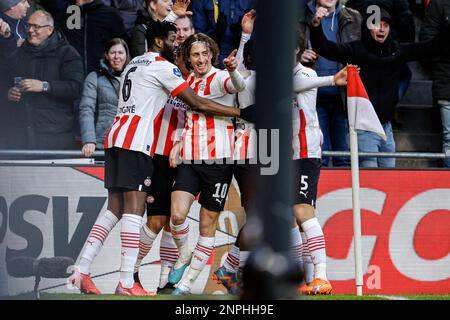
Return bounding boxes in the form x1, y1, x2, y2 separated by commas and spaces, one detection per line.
157, 62, 189, 97
293, 74, 334, 93
218, 71, 246, 95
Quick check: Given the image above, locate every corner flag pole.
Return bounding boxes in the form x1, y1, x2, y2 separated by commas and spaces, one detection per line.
349, 126, 364, 296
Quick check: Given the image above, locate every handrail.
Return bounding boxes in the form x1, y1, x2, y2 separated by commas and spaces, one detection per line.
0, 150, 448, 159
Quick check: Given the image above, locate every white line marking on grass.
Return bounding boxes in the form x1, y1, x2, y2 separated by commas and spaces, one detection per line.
375, 295, 409, 300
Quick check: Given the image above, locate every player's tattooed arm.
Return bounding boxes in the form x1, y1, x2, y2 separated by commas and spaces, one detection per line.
177, 86, 240, 117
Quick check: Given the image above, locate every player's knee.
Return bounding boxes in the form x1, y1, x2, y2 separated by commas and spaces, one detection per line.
293, 203, 315, 223
170, 205, 188, 225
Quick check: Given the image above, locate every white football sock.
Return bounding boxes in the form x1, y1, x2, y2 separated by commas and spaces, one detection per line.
301, 232, 315, 284
170, 220, 191, 268
119, 214, 142, 288
223, 244, 240, 273
302, 217, 327, 280
78, 210, 118, 275
289, 226, 304, 272
134, 224, 158, 273
178, 235, 214, 292
159, 230, 179, 288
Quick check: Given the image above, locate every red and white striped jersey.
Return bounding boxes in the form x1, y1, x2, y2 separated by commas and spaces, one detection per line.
104, 52, 188, 156
180, 67, 237, 160
153, 96, 187, 156
292, 63, 323, 160
234, 71, 257, 160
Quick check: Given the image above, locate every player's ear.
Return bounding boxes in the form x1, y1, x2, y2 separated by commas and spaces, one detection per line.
155, 37, 164, 50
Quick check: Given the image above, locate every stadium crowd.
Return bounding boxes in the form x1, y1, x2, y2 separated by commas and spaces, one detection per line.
0, 0, 449, 296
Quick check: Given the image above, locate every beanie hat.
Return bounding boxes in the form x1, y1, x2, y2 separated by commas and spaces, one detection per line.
0, 0, 22, 13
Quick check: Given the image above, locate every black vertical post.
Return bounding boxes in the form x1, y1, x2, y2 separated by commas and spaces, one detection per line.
242, 0, 301, 299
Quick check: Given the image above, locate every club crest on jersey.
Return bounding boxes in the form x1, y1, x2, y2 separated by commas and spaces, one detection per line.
144, 177, 152, 187
173, 68, 182, 77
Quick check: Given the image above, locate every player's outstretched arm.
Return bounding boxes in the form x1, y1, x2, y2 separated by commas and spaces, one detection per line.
177, 86, 240, 117
293, 65, 350, 93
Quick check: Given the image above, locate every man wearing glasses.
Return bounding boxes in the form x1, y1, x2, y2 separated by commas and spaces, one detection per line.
5, 10, 84, 149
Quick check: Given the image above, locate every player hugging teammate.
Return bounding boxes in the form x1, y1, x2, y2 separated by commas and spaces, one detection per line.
69, 11, 350, 296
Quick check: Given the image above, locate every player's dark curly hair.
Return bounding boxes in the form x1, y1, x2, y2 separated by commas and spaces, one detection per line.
182, 33, 220, 70
145, 20, 177, 51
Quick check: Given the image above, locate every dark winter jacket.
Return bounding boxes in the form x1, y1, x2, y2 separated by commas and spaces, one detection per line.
101, 0, 144, 37
419, 0, 450, 101
79, 59, 121, 148
310, 16, 450, 124
54, 0, 128, 75
130, 6, 152, 58
4, 31, 84, 149
345, 0, 416, 42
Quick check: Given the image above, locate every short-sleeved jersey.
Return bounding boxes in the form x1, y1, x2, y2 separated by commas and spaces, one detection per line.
153, 96, 188, 157
104, 52, 188, 156
180, 67, 236, 160
234, 71, 257, 160
292, 63, 323, 160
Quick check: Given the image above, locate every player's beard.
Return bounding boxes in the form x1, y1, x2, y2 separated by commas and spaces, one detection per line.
161, 43, 175, 63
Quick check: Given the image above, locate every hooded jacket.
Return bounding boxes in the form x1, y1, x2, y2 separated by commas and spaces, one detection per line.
345, 0, 416, 42
0, 12, 28, 59
310, 13, 450, 124
79, 59, 122, 148
4, 31, 84, 149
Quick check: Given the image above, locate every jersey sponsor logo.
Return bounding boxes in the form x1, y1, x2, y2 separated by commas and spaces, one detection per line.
173, 68, 182, 78
215, 198, 224, 206
129, 58, 152, 66
167, 96, 188, 111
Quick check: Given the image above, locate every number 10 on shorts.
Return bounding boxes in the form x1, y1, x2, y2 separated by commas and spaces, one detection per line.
213, 183, 228, 205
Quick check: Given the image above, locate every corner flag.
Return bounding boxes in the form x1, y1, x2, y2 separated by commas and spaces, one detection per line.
347, 65, 386, 141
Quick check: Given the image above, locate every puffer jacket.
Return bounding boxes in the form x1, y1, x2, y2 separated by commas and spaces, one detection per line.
4, 31, 83, 149
79, 59, 121, 148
